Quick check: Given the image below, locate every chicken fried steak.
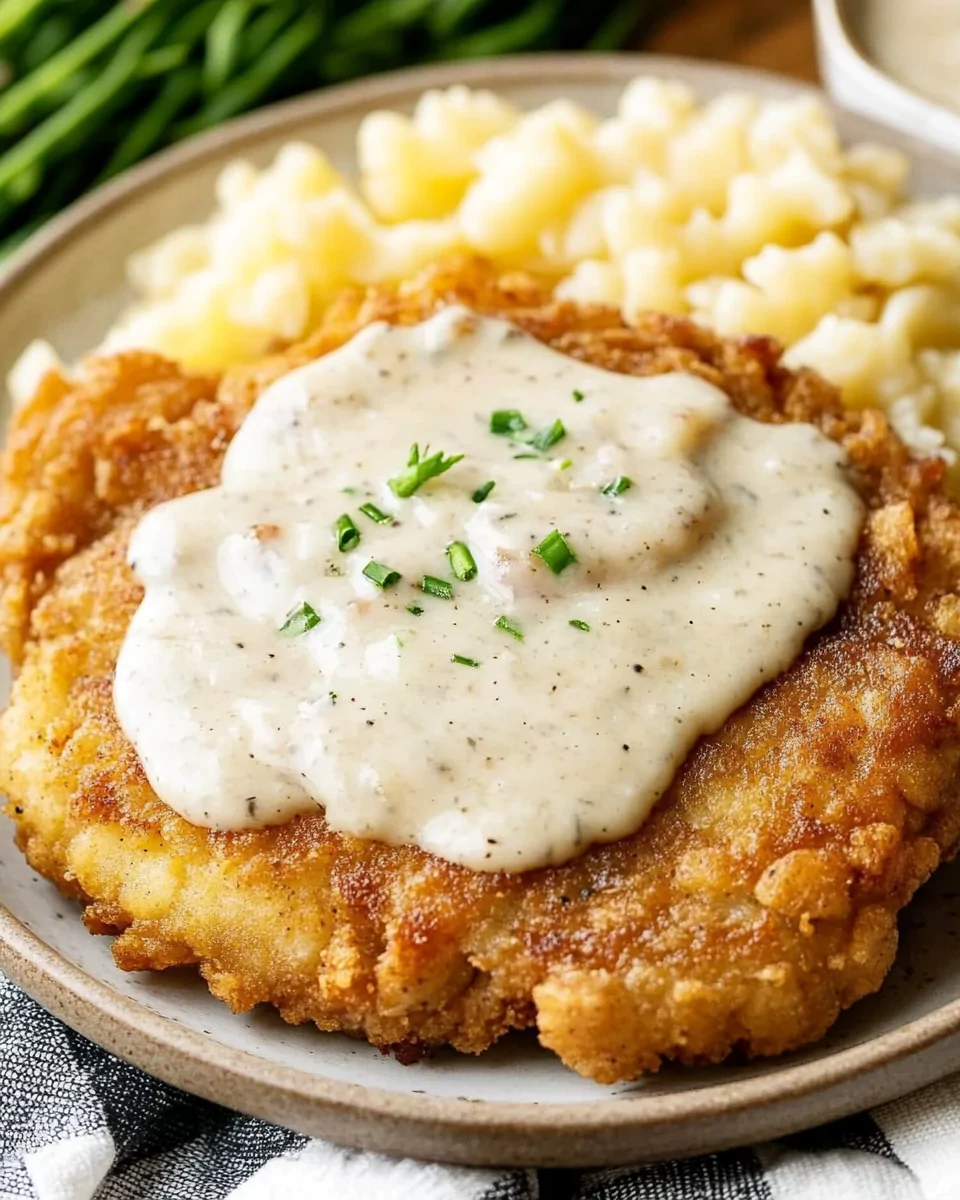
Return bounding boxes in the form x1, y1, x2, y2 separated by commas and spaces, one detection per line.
2, 258, 960, 1084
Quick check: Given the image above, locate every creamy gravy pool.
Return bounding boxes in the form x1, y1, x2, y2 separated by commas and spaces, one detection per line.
863, 0, 960, 114
114, 308, 864, 872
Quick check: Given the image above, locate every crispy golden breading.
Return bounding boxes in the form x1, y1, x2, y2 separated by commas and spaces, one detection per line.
3, 258, 960, 1083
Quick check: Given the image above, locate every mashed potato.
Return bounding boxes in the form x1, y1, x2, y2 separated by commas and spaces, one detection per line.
15, 78, 960, 470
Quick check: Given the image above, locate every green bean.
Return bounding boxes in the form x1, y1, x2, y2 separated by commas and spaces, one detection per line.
102, 64, 199, 180
0, 0, 653, 240
169, 0, 227, 45
0, 0, 157, 137
588, 0, 645, 49
6, 153, 38, 201
203, 0, 253, 95
47, 63, 93, 108
137, 43, 190, 82
236, 0, 297, 69
439, 0, 562, 57
332, 0, 433, 47
19, 12, 74, 71
0, 0, 49, 48
427, 0, 492, 40
0, 14, 160, 192
179, 8, 323, 136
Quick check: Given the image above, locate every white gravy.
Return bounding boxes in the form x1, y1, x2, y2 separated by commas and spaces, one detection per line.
863, 0, 960, 113
114, 308, 864, 872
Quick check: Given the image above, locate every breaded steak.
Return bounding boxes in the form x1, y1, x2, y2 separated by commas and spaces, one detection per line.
2, 258, 960, 1084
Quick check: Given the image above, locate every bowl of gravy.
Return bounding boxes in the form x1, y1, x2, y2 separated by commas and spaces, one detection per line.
815, 0, 960, 156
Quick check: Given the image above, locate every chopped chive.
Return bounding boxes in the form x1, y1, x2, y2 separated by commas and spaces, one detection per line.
490, 409, 527, 435
335, 513, 360, 552
447, 540, 477, 582
342, 486, 357, 495
533, 529, 576, 574
558, 458, 573, 470
422, 575, 453, 600
601, 475, 633, 497
451, 653, 480, 668
492, 408, 564, 454
407, 603, 424, 616
531, 418, 566, 452
514, 453, 540, 460
472, 480, 496, 503
572, 388, 585, 403
278, 601, 321, 636
569, 619, 591, 632
495, 615, 523, 641
359, 502, 392, 525
389, 443, 464, 498
362, 561, 401, 589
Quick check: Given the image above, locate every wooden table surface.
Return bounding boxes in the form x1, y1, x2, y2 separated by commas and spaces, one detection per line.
643, 0, 818, 82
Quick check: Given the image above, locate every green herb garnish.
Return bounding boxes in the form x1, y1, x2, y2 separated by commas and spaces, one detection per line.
514, 453, 540, 460
362, 561, 401, 589
601, 475, 632, 497
451, 654, 480, 668
422, 575, 453, 600
533, 529, 576, 574
531, 418, 566, 452
407, 603, 424, 616
278, 601, 320, 636
492, 408, 565, 454
490, 409, 527, 435
447, 540, 477, 582
472, 480, 496, 503
359, 502, 392, 525
572, 388, 585, 403
495, 615, 523, 641
335, 513, 360, 552
569, 619, 591, 632
389, 443, 463, 498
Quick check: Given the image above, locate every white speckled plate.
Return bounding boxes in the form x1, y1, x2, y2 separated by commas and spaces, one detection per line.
2, 54, 960, 1168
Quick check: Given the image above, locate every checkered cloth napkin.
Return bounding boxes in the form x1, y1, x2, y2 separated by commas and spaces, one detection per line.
1, 974, 958, 1200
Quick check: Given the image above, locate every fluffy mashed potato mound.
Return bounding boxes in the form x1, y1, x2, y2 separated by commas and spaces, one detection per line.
15, 79, 960, 470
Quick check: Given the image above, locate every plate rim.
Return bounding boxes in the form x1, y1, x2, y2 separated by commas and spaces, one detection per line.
3, 50, 960, 1166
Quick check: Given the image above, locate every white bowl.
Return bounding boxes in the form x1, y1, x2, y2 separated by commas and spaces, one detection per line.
814, 0, 960, 155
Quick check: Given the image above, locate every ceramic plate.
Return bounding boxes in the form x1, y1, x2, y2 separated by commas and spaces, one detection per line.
2, 54, 960, 1169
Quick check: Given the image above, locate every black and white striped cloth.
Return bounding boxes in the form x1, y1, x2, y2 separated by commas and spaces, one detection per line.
1, 973, 956, 1200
